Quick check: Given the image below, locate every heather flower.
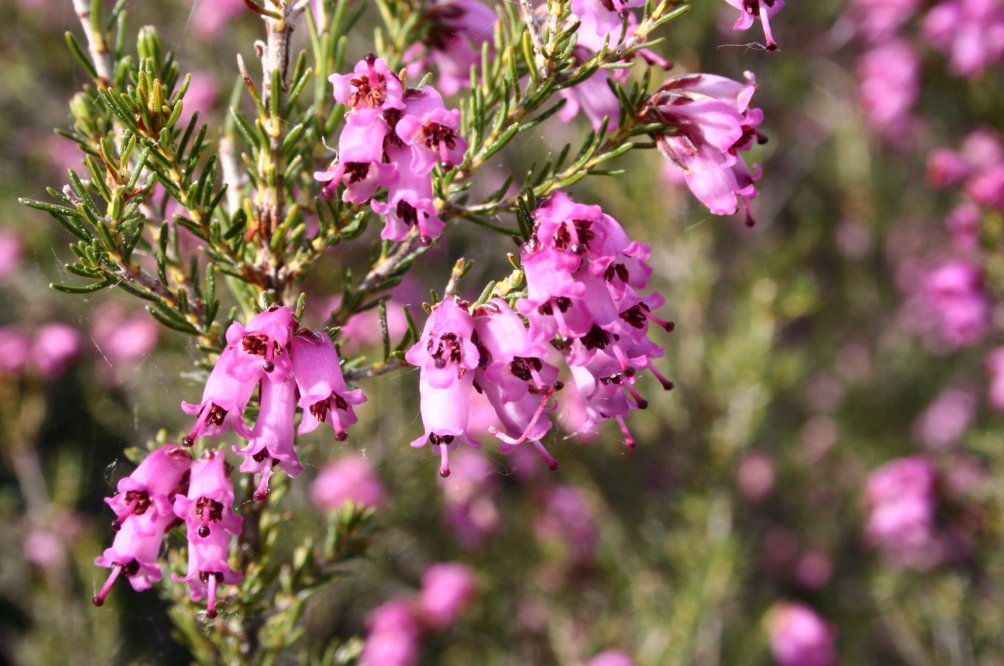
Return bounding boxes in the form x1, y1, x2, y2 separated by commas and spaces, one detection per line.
402, 1, 499, 97
913, 388, 975, 449
105, 445, 192, 529
766, 602, 836, 666
361, 599, 422, 666
234, 374, 301, 502
858, 40, 920, 140
583, 652, 635, 666
179, 72, 218, 127
310, 453, 386, 512
865, 456, 939, 567
30, 323, 82, 380
93, 509, 175, 604
722, 0, 784, 51
967, 165, 1004, 211
945, 203, 981, 250
922, 0, 1004, 78
292, 329, 367, 441
922, 260, 991, 347
193, 0, 247, 39
848, 0, 921, 42
395, 86, 467, 174
371, 145, 446, 244
91, 302, 159, 365
406, 297, 479, 389
440, 448, 500, 548
643, 72, 763, 222
172, 451, 243, 618
314, 108, 397, 203
226, 305, 296, 382
558, 49, 623, 131
181, 347, 258, 443
0, 327, 30, 375
417, 562, 477, 629
330, 54, 405, 111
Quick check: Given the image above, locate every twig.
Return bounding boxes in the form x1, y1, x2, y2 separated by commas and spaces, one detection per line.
344, 358, 411, 381
71, 0, 112, 86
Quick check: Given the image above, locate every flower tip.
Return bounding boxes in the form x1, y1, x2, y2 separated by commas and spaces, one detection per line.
335, 431, 348, 442
547, 459, 559, 471
110, 519, 121, 532
419, 235, 434, 247
439, 466, 451, 478
182, 436, 195, 447
253, 490, 267, 503
636, 398, 649, 409
205, 608, 218, 619
92, 595, 104, 607
664, 321, 676, 332
553, 380, 565, 391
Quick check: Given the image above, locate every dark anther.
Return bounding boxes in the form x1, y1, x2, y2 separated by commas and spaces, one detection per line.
253, 491, 267, 503
110, 519, 121, 531
262, 361, 275, 372
198, 526, 210, 538
92, 596, 104, 607
182, 436, 194, 447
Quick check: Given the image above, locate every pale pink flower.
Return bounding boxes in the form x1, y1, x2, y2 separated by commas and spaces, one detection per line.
310, 453, 386, 511
767, 602, 836, 666
417, 562, 477, 629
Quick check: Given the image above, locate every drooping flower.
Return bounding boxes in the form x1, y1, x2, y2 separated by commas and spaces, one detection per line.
417, 562, 477, 629
722, 0, 784, 51
172, 452, 243, 618
361, 599, 422, 666
330, 54, 405, 111
643, 72, 764, 223
865, 456, 939, 568
292, 329, 367, 441
310, 453, 386, 512
93, 509, 175, 604
105, 445, 192, 529
395, 86, 467, 175
371, 145, 447, 244
766, 602, 836, 666
30, 323, 82, 380
234, 374, 301, 502
181, 347, 258, 443
314, 108, 397, 203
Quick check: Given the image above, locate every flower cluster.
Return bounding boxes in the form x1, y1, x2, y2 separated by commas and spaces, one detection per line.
864, 456, 939, 568
182, 305, 366, 501
314, 55, 468, 245
643, 72, 765, 223
405, 191, 673, 475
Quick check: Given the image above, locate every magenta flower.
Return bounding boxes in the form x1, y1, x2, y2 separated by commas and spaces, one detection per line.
967, 165, 1004, 211
922, 0, 1004, 78
315, 108, 397, 203
193, 0, 246, 39
371, 145, 446, 244
858, 40, 920, 139
181, 347, 257, 443
865, 456, 939, 568
93, 509, 175, 604
584, 652, 635, 666
403, 0, 499, 96
91, 302, 159, 365
172, 451, 243, 618
227, 305, 296, 381
923, 260, 991, 347
395, 86, 467, 174
559, 50, 624, 131
848, 0, 922, 43
406, 297, 479, 389
30, 323, 82, 380
292, 329, 367, 441
361, 599, 422, 666
767, 602, 836, 666
235, 375, 301, 502
417, 563, 477, 629
945, 203, 981, 250
330, 54, 405, 111
411, 370, 479, 477
644, 72, 763, 222
722, 0, 784, 51
474, 298, 559, 402
310, 453, 386, 512
105, 445, 192, 529
0, 327, 30, 375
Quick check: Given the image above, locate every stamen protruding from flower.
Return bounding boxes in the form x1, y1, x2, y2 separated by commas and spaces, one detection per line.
419, 234, 433, 247
206, 574, 218, 619
93, 564, 122, 607
110, 519, 121, 531
627, 385, 649, 409
616, 416, 636, 449
182, 436, 194, 447
439, 445, 451, 478
532, 440, 560, 471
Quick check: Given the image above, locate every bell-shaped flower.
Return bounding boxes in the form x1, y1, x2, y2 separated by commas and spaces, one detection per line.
473, 298, 559, 402
106, 445, 192, 529
315, 109, 398, 203
224, 305, 296, 382
292, 329, 367, 441
723, 0, 784, 51
234, 375, 301, 502
330, 54, 405, 111
172, 451, 243, 618
395, 86, 467, 175
93, 509, 175, 604
372, 145, 446, 244
181, 347, 257, 443
410, 370, 480, 477
403, 0, 498, 96
405, 297, 479, 389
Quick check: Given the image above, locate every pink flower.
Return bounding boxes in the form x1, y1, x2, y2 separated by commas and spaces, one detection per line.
0, 229, 23, 282
193, 0, 247, 39
315, 109, 397, 204
91, 302, 159, 365
226, 305, 297, 382
0, 327, 30, 375
767, 603, 836, 666
583, 651, 635, 666
361, 599, 422, 666
310, 453, 386, 511
644, 72, 763, 222
722, 0, 784, 51
330, 54, 405, 111
292, 329, 367, 441
865, 456, 939, 568
182, 347, 258, 443
179, 72, 218, 127
857, 40, 920, 139
371, 145, 446, 244
93, 509, 174, 603
417, 562, 477, 629
105, 445, 193, 528
172, 452, 243, 618
967, 165, 1004, 211
534, 485, 597, 567
440, 449, 500, 548
235, 375, 301, 502
395, 86, 467, 174
923, 260, 991, 347
406, 297, 479, 389
945, 202, 981, 250
985, 347, 1004, 412
402, 1, 499, 96
922, 0, 1004, 78
913, 389, 975, 449
30, 323, 82, 380
558, 49, 623, 131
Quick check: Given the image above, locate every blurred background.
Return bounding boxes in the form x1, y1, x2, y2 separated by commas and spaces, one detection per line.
2, 0, 1004, 663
